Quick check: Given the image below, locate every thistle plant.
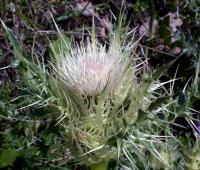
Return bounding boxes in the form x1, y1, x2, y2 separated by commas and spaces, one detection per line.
2, 19, 178, 169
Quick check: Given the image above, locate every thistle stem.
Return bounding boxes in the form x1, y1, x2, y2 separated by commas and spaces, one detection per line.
90, 160, 108, 170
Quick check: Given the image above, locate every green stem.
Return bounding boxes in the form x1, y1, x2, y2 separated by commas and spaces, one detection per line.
90, 160, 108, 170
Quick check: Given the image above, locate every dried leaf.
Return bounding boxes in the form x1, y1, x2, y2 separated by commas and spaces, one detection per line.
75, 1, 95, 17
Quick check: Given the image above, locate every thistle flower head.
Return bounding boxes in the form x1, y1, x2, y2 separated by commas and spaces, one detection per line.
56, 39, 128, 96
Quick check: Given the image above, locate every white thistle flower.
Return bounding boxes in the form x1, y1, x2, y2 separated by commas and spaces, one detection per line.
56, 39, 128, 96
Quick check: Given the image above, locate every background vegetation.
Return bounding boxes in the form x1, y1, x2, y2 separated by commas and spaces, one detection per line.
0, 0, 200, 169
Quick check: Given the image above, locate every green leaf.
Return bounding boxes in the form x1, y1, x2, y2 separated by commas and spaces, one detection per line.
49, 35, 71, 58
148, 96, 171, 112
1, 20, 23, 60
159, 15, 171, 44
0, 149, 21, 168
